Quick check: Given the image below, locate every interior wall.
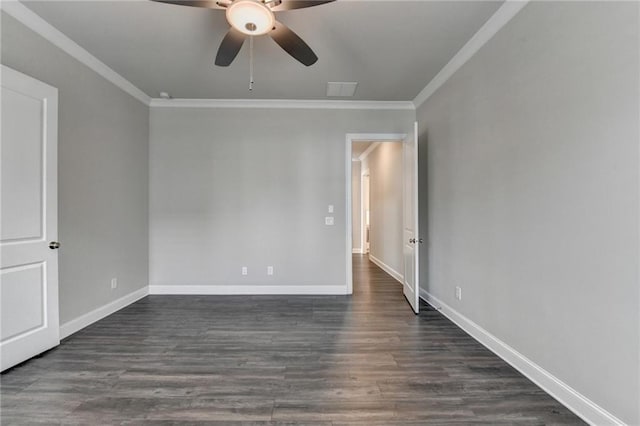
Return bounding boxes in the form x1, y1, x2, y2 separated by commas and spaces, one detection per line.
1, 13, 150, 324
362, 172, 370, 253
351, 160, 362, 252
149, 107, 413, 290
361, 142, 404, 279
417, 2, 639, 423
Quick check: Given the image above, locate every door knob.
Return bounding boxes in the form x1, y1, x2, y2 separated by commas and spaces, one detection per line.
409, 238, 416, 244
49, 241, 60, 249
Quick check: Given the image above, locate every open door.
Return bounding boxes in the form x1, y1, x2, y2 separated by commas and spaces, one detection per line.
402, 122, 420, 313
1, 66, 60, 371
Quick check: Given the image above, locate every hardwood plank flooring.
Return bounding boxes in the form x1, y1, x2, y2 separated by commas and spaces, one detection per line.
1, 255, 584, 424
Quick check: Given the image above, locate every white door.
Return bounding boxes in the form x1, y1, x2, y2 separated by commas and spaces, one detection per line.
1, 65, 59, 371
402, 122, 420, 313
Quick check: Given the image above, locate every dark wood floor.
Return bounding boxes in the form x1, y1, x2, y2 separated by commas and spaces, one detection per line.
1, 255, 583, 425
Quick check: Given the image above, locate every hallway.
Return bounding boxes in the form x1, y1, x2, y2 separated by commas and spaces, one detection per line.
0, 256, 583, 424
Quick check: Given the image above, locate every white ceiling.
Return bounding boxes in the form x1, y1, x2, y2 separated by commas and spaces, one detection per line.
352, 141, 373, 160
23, 0, 502, 101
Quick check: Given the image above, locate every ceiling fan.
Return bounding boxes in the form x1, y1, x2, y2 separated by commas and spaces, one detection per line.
151, 0, 334, 67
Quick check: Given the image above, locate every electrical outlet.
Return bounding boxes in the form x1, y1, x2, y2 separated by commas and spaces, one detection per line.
111, 278, 118, 290
267, 266, 274, 276
455, 286, 462, 300
241, 266, 248, 276
325, 216, 334, 226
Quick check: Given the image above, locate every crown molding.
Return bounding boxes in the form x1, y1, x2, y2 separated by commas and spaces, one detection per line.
4, 0, 527, 111
149, 98, 416, 110
1, 0, 151, 105
413, 0, 529, 108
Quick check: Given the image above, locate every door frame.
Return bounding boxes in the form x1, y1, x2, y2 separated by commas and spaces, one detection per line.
345, 133, 408, 295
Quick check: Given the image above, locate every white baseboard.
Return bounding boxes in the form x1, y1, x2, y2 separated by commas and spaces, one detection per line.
419, 289, 625, 426
352, 248, 363, 254
148, 285, 349, 295
368, 254, 404, 284
60, 286, 149, 339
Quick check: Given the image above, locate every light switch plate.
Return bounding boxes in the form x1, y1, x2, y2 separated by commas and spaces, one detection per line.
325, 216, 334, 226
328, 205, 334, 213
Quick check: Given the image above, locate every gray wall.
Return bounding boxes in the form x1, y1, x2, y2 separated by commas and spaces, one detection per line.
362, 143, 404, 277
351, 160, 361, 252
149, 107, 413, 288
417, 2, 639, 423
1, 13, 150, 324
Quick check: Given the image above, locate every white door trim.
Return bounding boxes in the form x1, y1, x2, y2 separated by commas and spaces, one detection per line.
345, 133, 407, 295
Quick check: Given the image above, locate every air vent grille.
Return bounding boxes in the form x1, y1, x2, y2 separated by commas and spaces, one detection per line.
326, 82, 358, 97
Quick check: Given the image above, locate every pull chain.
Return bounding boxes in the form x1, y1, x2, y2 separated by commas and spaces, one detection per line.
249, 36, 254, 91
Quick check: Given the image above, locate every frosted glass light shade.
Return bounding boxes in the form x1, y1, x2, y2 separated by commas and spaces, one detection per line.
226, 0, 275, 36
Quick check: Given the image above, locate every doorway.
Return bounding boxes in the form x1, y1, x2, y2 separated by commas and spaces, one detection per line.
346, 126, 420, 313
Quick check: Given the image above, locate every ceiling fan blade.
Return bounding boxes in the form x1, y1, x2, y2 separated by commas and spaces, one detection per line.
269, 0, 335, 12
215, 28, 246, 66
150, 0, 225, 10
269, 21, 318, 66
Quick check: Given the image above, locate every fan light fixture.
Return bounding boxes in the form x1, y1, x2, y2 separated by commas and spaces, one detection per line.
226, 0, 275, 36
151, 0, 332, 67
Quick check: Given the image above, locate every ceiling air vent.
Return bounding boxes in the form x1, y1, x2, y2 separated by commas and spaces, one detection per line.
326, 82, 358, 97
